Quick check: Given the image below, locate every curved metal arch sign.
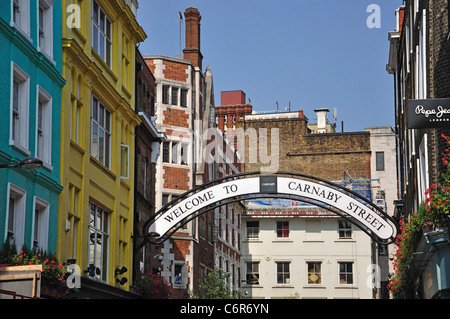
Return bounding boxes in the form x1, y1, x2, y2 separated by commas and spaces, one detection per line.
148, 174, 399, 244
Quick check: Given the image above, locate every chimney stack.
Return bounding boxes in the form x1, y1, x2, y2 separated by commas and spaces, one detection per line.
183, 7, 203, 69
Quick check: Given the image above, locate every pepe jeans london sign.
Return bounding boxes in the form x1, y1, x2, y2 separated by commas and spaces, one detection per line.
149, 177, 395, 241
408, 99, 450, 129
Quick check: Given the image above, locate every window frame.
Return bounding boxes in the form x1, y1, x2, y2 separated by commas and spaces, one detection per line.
276, 261, 290, 285
338, 220, 352, 239
120, 144, 129, 180
90, 95, 111, 168
37, 0, 54, 60
5, 183, 27, 250
87, 202, 110, 282
32, 196, 50, 251
246, 221, 259, 239
338, 262, 354, 285
307, 261, 322, 285
276, 220, 289, 238
92, 0, 112, 67
10, 62, 30, 155
36, 86, 52, 169
376, 151, 385, 171
245, 262, 260, 285
11, 0, 31, 39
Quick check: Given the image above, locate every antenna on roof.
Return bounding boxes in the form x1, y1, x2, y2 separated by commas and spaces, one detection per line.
179, 11, 183, 55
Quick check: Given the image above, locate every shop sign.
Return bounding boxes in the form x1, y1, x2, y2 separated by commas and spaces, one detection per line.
408, 99, 450, 129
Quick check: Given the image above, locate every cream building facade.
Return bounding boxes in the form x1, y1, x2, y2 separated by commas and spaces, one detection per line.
241, 203, 374, 299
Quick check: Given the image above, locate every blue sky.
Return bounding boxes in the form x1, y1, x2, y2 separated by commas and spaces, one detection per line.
137, 0, 403, 132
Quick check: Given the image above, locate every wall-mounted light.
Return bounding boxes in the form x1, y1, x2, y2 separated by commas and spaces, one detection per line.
0, 157, 43, 171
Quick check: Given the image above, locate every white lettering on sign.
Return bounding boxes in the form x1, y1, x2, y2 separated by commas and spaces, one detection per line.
415, 105, 450, 118
277, 177, 394, 240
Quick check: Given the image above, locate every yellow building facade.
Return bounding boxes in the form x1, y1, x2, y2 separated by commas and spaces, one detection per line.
58, 0, 146, 291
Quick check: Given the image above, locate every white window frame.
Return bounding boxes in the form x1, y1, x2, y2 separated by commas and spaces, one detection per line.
37, 0, 54, 61
91, 95, 111, 168
32, 197, 50, 251
36, 86, 52, 169
11, 0, 31, 40
5, 183, 27, 250
92, 0, 112, 67
338, 261, 355, 286
275, 261, 290, 285
10, 62, 30, 155
87, 202, 110, 282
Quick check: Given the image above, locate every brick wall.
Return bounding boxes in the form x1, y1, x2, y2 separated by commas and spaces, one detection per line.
163, 108, 189, 128
162, 166, 190, 190
238, 115, 371, 180
163, 60, 189, 82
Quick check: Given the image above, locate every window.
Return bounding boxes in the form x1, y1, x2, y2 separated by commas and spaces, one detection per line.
67, 186, 80, 260
171, 87, 178, 106
174, 263, 185, 286
162, 85, 169, 104
70, 74, 82, 144
162, 85, 188, 107
171, 142, 179, 164
88, 202, 109, 281
122, 35, 130, 89
38, 0, 54, 59
339, 262, 354, 285
92, 1, 112, 66
33, 197, 49, 251
376, 151, 385, 171
307, 262, 322, 285
276, 262, 290, 284
6, 184, 26, 251
180, 143, 188, 165
162, 142, 170, 163
36, 87, 52, 167
246, 221, 259, 239
180, 89, 188, 107
245, 262, 259, 285
162, 141, 188, 165
91, 96, 111, 168
338, 220, 352, 239
11, 62, 30, 153
119, 216, 127, 268
276, 221, 289, 238
120, 144, 129, 179
11, 0, 30, 37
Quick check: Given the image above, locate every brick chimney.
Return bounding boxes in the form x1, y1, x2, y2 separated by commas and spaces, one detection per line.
183, 7, 203, 69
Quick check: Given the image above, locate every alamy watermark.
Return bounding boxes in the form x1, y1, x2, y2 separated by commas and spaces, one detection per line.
366, 4, 381, 29
66, 4, 81, 29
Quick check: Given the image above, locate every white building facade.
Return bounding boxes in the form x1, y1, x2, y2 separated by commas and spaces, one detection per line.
241, 204, 374, 299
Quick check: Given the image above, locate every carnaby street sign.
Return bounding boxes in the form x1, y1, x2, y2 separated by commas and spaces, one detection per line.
408, 98, 450, 129
148, 175, 397, 242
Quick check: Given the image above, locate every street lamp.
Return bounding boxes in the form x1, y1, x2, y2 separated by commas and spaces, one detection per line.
0, 157, 43, 172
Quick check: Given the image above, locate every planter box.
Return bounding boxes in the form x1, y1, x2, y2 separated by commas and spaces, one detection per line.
0, 265, 42, 299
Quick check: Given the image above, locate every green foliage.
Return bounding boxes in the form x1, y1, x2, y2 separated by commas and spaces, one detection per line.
190, 269, 239, 299
387, 134, 450, 298
0, 241, 67, 288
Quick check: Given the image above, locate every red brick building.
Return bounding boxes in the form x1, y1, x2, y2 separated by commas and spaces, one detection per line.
144, 7, 243, 298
